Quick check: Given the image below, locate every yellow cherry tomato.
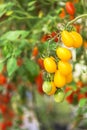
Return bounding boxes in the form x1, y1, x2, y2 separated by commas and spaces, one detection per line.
56, 47, 72, 61
61, 30, 74, 47
58, 61, 72, 76
44, 57, 57, 73
69, 31, 83, 48
54, 70, 66, 88
47, 82, 57, 95
66, 72, 73, 83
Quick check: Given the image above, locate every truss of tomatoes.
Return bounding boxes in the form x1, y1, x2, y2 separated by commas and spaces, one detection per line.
0, 73, 15, 130
40, 28, 83, 103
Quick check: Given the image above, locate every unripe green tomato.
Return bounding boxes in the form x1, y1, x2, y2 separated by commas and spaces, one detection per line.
54, 89, 65, 102
42, 81, 52, 94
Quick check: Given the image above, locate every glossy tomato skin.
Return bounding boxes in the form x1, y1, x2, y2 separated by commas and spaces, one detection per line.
56, 47, 72, 61
61, 30, 74, 47
54, 70, 66, 88
44, 57, 57, 73
69, 31, 83, 48
65, 2, 75, 15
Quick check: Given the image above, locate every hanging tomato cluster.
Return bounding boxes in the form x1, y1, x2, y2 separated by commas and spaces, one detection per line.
42, 28, 83, 102
0, 73, 15, 130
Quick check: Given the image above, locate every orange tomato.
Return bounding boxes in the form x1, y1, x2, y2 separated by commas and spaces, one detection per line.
32, 46, 38, 56
61, 30, 74, 47
56, 47, 72, 61
54, 70, 66, 88
44, 57, 57, 73
69, 31, 83, 48
83, 40, 87, 48
58, 61, 72, 76
37, 58, 44, 69
66, 72, 73, 84
76, 81, 83, 88
69, 15, 75, 20
59, 8, 66, 19
73, 24, 81, 33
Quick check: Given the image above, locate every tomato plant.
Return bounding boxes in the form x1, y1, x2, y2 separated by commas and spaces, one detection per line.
0, 0, 87, 129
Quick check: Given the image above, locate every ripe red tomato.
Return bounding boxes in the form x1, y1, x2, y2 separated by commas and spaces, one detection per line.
35, 72, 44, 94
0, 105, 7, 114
51, 32, 58, 42
6, 121, 13, 127
0, 122, 7, 130
41, 34, 51, 43
66, 93, 74, 104
0, 74, 7, 85
65, 2, 75, 15
78, 93, 86, 101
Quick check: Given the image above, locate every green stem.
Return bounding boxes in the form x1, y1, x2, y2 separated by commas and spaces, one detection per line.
0, 55, 11, 64
66, 14, 87, 27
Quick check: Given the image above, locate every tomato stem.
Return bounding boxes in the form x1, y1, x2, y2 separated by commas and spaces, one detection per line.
0, 55, 11, 63
66, 14, 87, 27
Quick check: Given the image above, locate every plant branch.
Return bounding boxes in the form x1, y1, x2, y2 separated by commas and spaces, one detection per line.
0, 55, 11, 64
66, 14, 87, 27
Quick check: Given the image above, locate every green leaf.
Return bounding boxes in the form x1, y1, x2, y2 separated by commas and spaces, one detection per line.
28, 1, 36, 6
0, 2, 14, 17
0, 63, 4, 72
7, 57, 18, 76
1, 30, 29, 41
65, 90, 73, 97
79, 98, 87, 107
24, 58, 40, 78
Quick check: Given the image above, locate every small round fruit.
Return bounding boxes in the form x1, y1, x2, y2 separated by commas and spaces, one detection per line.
66, 73, 73, 83
54, 89, 65, 102
42, 81, 52, 94
44, 57, 57, 73
58, 61, 72, 76
69, 31, 83, 48
61, 30, 74, 47
65, 2, 75, 15
54, 70, 66, 88
56, 47, 72, 61
48, 82, 57, 95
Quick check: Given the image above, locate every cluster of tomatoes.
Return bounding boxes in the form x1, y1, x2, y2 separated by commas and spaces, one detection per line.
65, 81, 87, 105
59, 0, 79, 20
41, 29, 83, 102
0, 73, 15, 130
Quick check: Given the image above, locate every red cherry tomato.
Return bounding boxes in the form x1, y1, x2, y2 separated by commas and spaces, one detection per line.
51, 32, 58, 42
65, 2, 75, 15
6, 121, 13, 127
0, 122, 7, 130
0, 105, 7, 114
0, 74, 7, 85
